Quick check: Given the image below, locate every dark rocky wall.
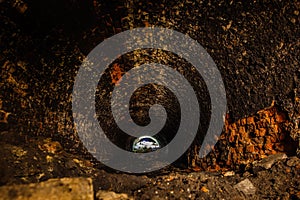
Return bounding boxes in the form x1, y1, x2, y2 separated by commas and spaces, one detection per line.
0, 0, 299, 169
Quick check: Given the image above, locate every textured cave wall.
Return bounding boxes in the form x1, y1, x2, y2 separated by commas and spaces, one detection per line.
0, 0, 299, 170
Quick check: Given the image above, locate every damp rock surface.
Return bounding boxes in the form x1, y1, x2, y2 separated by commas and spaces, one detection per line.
0, 0, 299, 199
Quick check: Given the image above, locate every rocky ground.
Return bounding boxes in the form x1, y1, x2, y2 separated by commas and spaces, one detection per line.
0, 129, 299, 199
0, 0, 300, 199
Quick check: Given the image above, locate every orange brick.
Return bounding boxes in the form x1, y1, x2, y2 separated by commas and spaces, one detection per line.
265, 110, 271, 118
270, 124, 279, 133
274, 143, 285, 151
246, 145, 255, 153
265, 117, 271, 124
275, 112, 286, 123
268, 107, 276, 117
264, 143, 273, 150
229, 130, 236, 143
224, 124, 230, 132
214, 165, 221, 171
247, 116, 255, 124
256, 120, 267, 128
241, 118, 247, 125
244, 137, 252, 144
254, 129, 260, 136
230, 123, 237, 130
238, 146, 243, 153
231, 149, 237, 161
259, 128, 267, 137
270, 150, 278, 154
226, 159, 231, 166
226, 151, 232, 165
258, 110, 269, 118
269, 135, 278, 143
239, 126, 247, 136
258, 143, 264, 149
261, 118, 270, 125
270, 117, 275, 124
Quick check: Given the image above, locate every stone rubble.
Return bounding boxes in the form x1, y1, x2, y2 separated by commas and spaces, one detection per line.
234, 178, 256, 196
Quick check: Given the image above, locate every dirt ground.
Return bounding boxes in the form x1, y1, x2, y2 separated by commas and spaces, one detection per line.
0, 130, 299, 199
0, 0, 299, 199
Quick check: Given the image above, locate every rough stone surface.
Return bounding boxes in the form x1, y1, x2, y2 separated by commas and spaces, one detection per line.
234, 178, 256, 196
0, 0, 299, 170
0, 0, 299, 199
286, 156, 300, 167
0, 177, 94, 200
96, 191, 133, 200
253, 153, 287, 170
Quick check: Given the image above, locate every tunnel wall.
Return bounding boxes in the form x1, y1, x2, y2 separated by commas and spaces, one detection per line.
0, 0, 299, 170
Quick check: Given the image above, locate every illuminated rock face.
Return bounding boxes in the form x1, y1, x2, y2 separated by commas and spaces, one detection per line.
194, 105, 299, 171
